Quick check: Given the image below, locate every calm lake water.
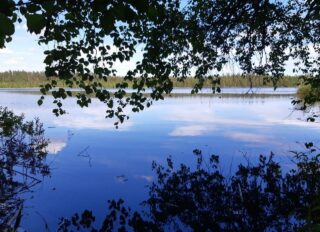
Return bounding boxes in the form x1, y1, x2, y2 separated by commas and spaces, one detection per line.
0, 88, 319, 231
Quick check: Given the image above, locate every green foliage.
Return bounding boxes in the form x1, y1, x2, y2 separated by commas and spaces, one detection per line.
58, 146, 320, 231
0, 13, 14, 36
0, 0, 16, 46
292, 83, 320, 122
0, 0, 320, 124
297, 84, 320, 101
25, 13, 46, 34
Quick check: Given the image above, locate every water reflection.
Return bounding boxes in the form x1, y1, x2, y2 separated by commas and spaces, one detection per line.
169, 125, 213, 136
0, 108, 49, 231
225, 130, 273, 142
46, 139, 67, 154
165, 96, 320, 130
52, 107, 133, 131
0, 90, 319, 231
58, 148, 320, 231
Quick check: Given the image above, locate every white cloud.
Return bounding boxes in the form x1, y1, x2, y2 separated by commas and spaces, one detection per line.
0, 48, 13, 55
5, 58, 21, 65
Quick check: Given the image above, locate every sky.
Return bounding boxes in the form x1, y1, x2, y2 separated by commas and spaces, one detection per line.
0, 23, 140, 76
0, 20, 298, 76
0, 23, 46, 71
0, 0, 190, 74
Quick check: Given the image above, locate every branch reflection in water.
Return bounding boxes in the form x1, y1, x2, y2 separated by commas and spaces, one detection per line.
58, 147, 320, 231
0, 107, 50, 231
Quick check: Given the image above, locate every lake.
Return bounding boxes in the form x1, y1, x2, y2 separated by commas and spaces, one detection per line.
0, 88, 319, 231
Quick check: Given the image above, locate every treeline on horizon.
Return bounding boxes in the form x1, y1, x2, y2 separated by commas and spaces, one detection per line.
0, 71, 302, 88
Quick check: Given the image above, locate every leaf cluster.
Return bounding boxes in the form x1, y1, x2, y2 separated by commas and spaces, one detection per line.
1, 0, 320, 124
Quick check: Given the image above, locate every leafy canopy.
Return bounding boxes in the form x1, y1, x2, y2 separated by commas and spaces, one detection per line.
1, 0, 320, 125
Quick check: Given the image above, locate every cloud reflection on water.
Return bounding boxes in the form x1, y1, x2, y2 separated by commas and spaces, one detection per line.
135, 175, 153, 182
165, 97, 320, 137
46, 139, 67, 154
224, 131, 273, 143
52, 103, 134, 131
169, 125, 213, 136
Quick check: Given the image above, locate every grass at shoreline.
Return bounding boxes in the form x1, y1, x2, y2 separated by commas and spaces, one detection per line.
0, 71, 301, 88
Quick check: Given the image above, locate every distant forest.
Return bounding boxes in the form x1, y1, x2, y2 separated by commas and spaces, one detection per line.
0, 71, 301, 88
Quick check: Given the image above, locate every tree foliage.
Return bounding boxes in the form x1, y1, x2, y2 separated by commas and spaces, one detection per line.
1, 0, 320, 124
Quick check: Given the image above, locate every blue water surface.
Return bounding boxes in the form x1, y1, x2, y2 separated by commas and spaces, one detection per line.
0, 89, 318, 231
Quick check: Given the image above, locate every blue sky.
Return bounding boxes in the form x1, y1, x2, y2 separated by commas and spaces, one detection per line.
0, 23, 46, 71
0, 0, 188, 74
0, 23, 141, 75
0, 19, 298, 76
